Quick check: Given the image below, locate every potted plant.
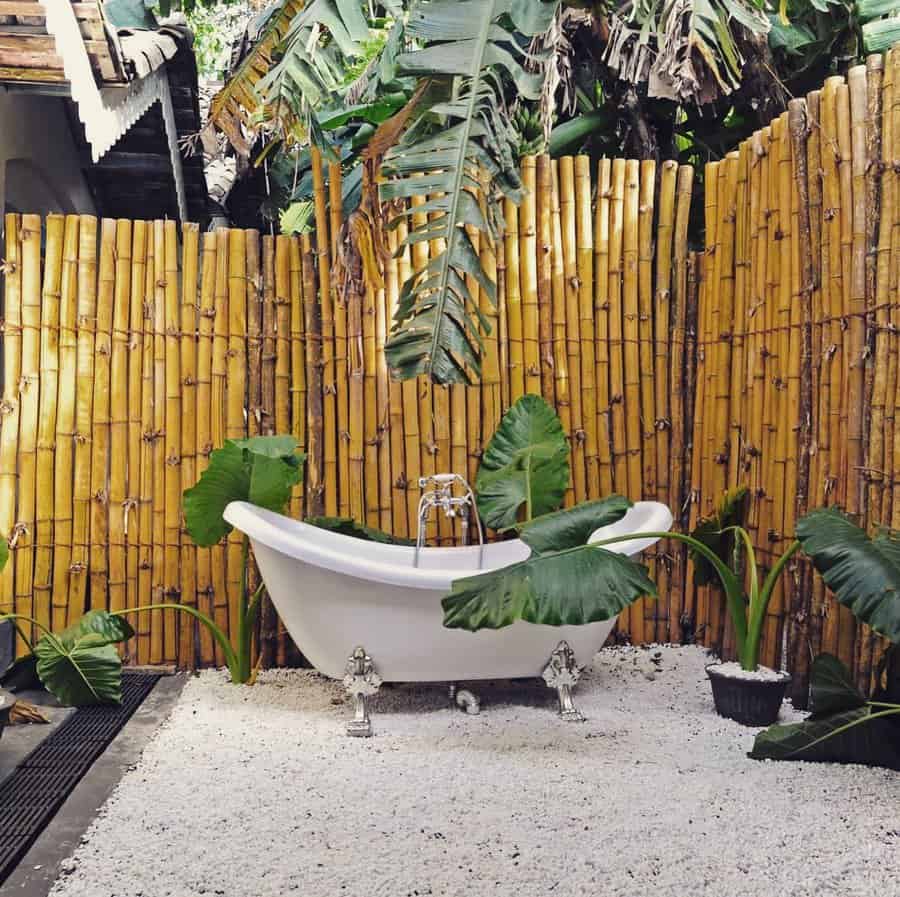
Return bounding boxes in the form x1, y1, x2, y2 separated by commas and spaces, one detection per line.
751, 508, 900, 769
686, 488, 800, 726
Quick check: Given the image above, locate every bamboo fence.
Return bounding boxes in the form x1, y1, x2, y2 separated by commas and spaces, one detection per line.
0, 53, 896, 690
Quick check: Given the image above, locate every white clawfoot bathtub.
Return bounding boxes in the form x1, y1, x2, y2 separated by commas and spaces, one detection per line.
223, 500, 673, 682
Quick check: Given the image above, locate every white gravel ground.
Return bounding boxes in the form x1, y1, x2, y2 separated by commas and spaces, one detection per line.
50, 645, 899, 897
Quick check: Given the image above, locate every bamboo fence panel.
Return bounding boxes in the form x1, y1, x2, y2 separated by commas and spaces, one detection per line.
0, 84, 896, 690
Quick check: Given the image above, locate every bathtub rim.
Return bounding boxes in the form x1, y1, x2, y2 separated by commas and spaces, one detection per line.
223, 499, 674, 592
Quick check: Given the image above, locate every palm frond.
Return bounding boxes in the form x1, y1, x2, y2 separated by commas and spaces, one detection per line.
382, 0, 559, 384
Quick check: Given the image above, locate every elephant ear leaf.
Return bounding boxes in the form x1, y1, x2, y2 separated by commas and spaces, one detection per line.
518, 496, 632, 555
689, 486, 749, 586
807, 654, 867, 718
796, 508, 900, 643
34, 611, 135, 706
442, 544, 656, 632
183, 436, 305, 547
475, 394, 570, 531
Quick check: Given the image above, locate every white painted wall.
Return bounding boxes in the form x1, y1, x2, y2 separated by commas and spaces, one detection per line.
0, 90, 96, 216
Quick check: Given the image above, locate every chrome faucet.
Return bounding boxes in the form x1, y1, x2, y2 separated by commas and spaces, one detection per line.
414, 473, 484, 568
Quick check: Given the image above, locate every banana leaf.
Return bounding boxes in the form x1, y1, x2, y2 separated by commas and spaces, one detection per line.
183, 436, 305, 547
442, 541, 656, 631
475, 394, 570, 530
795, 508, 900, 643
34, 611, 135, 706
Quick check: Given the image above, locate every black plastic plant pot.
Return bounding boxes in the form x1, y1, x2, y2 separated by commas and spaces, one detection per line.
0, 687, 13, 740
706, 664, 791, 727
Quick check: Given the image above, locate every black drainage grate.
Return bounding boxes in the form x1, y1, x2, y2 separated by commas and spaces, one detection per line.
0, 672, 160, 884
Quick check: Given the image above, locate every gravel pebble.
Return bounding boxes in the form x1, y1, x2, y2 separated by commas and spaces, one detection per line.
49, 645, 900, 897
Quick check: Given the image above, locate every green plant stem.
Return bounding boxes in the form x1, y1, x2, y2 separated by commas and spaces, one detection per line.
590, 531, 750, 650
112, 605, 239, 679
743, 540, 800, 670
0, 612, 63, 653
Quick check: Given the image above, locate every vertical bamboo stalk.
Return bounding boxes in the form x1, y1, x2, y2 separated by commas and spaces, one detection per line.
136, 223, 156, 662
637, 159, 657, 504
0, 214, 22, 622
179, 223, 199, 669
480, 210, 501, 476
549, 159, 572, 504
124, 220, 146, 658
209, 228, 230, 661
395, 215, 421, 531
520, 156, 541, 395
594, 159, 613, 496
246, 232, 262, 437
559, 158, 585, 505
276, 238, 297, 511
310, 148, 337, 515
463, 228, 480, 494
375, 275, 393, 532
363, 276, 379, 528
330, 162, 351, 519
195, 231, 217, 666
289, 237, 306, 519
33, 214, 64, 632
608, 160, 627, 493
226, 229, 247, 652
430, 207, 452, 543
654, 161, 678, 642
51, 216, 80, 633
536, 155, 556, 403
385, 226, 408, 538
504, 198, 524, 402
107, 219, 132, 631
88, 220, 115, 622
15, 214, 42, 646
302, 234, 324, 517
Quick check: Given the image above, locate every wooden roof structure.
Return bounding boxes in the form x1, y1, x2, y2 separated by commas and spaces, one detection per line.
0, 0, 208, 223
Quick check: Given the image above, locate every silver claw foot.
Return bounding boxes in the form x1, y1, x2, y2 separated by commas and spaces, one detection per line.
542, 640, 585, 722
343, 646, 382, 737
449, 684, 480, 714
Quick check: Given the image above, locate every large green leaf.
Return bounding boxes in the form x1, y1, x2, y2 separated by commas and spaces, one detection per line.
306, 516, 415, 545
34, 611, 135, 706
183, 436, 305, 547
689, 486, 748, 587
808, 654, 867, 719
442, 543, 657, 631
383, 0, 560, 384
518, 496, 631, 555
796, 508, 900, 643
475, 394, 570, 530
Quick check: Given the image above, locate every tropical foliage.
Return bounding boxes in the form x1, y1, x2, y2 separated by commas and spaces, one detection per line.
441, 395, 657, 631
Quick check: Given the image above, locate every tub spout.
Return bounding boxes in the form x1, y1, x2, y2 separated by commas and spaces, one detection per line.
343, 646, 382, 737
414, 473, 484, 568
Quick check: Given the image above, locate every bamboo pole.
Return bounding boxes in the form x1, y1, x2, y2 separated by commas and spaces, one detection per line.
51, 216, 79, 633
33, 214, 64, 632
637, 160, 657, 501
15, 214, 42, 647
330, 161, 351, 519
288, 237, 306, 519
260, 234, 279, 667
226, 229, 247, 653
273, 238, 291, 435
195, 231, 217, 666
520, 156, 541, 395
310, 147, 337, 515
622, 160, 642, 507
608, 160, 627, 493
0, 214, 22, 623
375, 275, 393, 532
653, 160, 677, 643
536, 155, 556, 403
480, 206, 501, 476
385, 225, 408, 538
88, 220, 116, 621
302, 233, 325, 517
136, 222, 155, 662
559, 157, 585, 504
463, 228, 480, 494
179, 223, 199, 669
246, 232, 262, 437
430, 208, 451, 543
549, 158, 572, 504
107, 219, 132, 631
594, 159, 613, 496
395, 214, 421, 531
504, 198, 524, 402
363, 276, 379, 529
209, 228, 230, 661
